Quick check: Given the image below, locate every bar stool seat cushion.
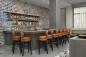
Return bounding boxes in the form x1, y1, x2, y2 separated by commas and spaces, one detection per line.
58, 33, 63, 37
47, 35, 53, 39
21, 37, 31, 42
39, 38, 47, 41
61, 32, 65, 36
39, 36, 47, 41
53, 34, 58, 38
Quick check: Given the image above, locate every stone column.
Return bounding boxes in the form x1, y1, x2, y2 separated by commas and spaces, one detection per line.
49, 0, 62, 29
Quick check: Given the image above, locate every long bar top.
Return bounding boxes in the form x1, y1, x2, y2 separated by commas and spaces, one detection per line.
3, 30, 47, 33
3, 30, 47, 50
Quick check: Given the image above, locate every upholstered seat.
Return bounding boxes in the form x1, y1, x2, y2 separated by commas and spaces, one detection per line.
58, 33, 62, 37
11, 31, 21, 54
20, 32, 32, 56
52, 34, 58, 38
47, 35, 53, 39
21, 37, 31, 42
39, 36, 47, 41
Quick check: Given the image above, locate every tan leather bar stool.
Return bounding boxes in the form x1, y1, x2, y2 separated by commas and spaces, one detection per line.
45, 30, 53, 51
57, 29, 64, 46
38, 34, 48, 54
11, 31, 21, 54
62, 28, 68, 44
52, 29, 58, 38
66, 28, 71, 42
52, 29, 59, 47
21, 32, 32, 56
61, 29, 67, 45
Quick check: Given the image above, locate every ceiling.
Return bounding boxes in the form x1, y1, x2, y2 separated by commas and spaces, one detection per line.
20, 0, 86, 8
20, 0, 49, 8
66, 0, 86, 4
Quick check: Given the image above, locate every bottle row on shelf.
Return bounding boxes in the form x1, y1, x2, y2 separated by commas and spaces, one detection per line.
6, 12, 40, 21
12, 21, 39, 26
5, 12, 40, 31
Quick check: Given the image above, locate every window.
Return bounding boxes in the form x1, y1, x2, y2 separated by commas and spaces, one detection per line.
74, 7, 86, 29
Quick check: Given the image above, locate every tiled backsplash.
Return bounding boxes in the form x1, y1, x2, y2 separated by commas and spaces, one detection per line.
0, 0, 49, 45
0, 0, 49, 31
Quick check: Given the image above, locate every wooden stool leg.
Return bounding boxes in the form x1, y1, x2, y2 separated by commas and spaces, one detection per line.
63, 36, 65, 44
61, 36, 64, 46
61, 37, 63, 46
64, 35, 67, 44
28, 42, 30, 53
55, 38, 59, 48
29, 42, 32, 55
45, 41, 48, 54
57, 38, 59, 47
12, 41, 16, 54
65, 35, 68, 44
59, 37, 61, 45
19, 42, 22, 54
67, 35, 69, 42
49, 40, 53, 51
38, 41, 40, 54
62, 36, 64, 46
21, 42, 24, 56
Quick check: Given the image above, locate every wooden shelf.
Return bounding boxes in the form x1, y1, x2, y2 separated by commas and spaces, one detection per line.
7, 19, 39, 22
5, 12, 40, 17
5, 12, 40, 31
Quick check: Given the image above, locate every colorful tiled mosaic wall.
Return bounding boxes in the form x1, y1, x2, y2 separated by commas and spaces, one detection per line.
0, 0, 49, 45
0, 0, 49, 30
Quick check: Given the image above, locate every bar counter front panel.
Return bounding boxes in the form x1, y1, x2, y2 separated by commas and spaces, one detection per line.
3, 30, 46, 50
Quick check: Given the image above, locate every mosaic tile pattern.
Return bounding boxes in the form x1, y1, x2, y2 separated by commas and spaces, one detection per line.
0, 0, 49, 45
0, 0, 49, 30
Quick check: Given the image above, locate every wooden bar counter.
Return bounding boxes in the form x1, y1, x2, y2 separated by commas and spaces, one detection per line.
3, 30, 47, 50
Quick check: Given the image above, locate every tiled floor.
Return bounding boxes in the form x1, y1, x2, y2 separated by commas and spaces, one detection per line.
0, 43, 69, 57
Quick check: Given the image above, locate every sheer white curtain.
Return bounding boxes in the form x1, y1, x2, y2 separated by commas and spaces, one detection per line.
74, 7, 86, 29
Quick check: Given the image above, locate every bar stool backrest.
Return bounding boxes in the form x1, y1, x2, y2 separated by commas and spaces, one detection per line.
48, 30, 53, 35
21, 32, 29, 37
45, 30, 48, 36
12, 31, 20, 38
53, 29, 57, 34
12, 31, 21, 41
57, 29, 60, 33
67, 28, 72, 35
21, 32, 24, 38
12, 31, 15, 37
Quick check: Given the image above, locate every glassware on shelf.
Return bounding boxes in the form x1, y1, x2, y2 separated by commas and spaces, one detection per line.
21, 15, 24, 20
25, 16, 28, 20
30, 27, 35, 31
10, 14, 13, 19
18, 22, 21, 25
35, 17, 37, 21
29, 23, 30, 27
16, 15, 19, 19
26, 22, 28, 27
21, 22, 23, 25
19, 16, 21, 20
6, 12, 40, 31
13, 15, 17, 19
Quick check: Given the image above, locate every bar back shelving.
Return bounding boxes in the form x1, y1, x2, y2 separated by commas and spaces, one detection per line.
5, 12, 40, 31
